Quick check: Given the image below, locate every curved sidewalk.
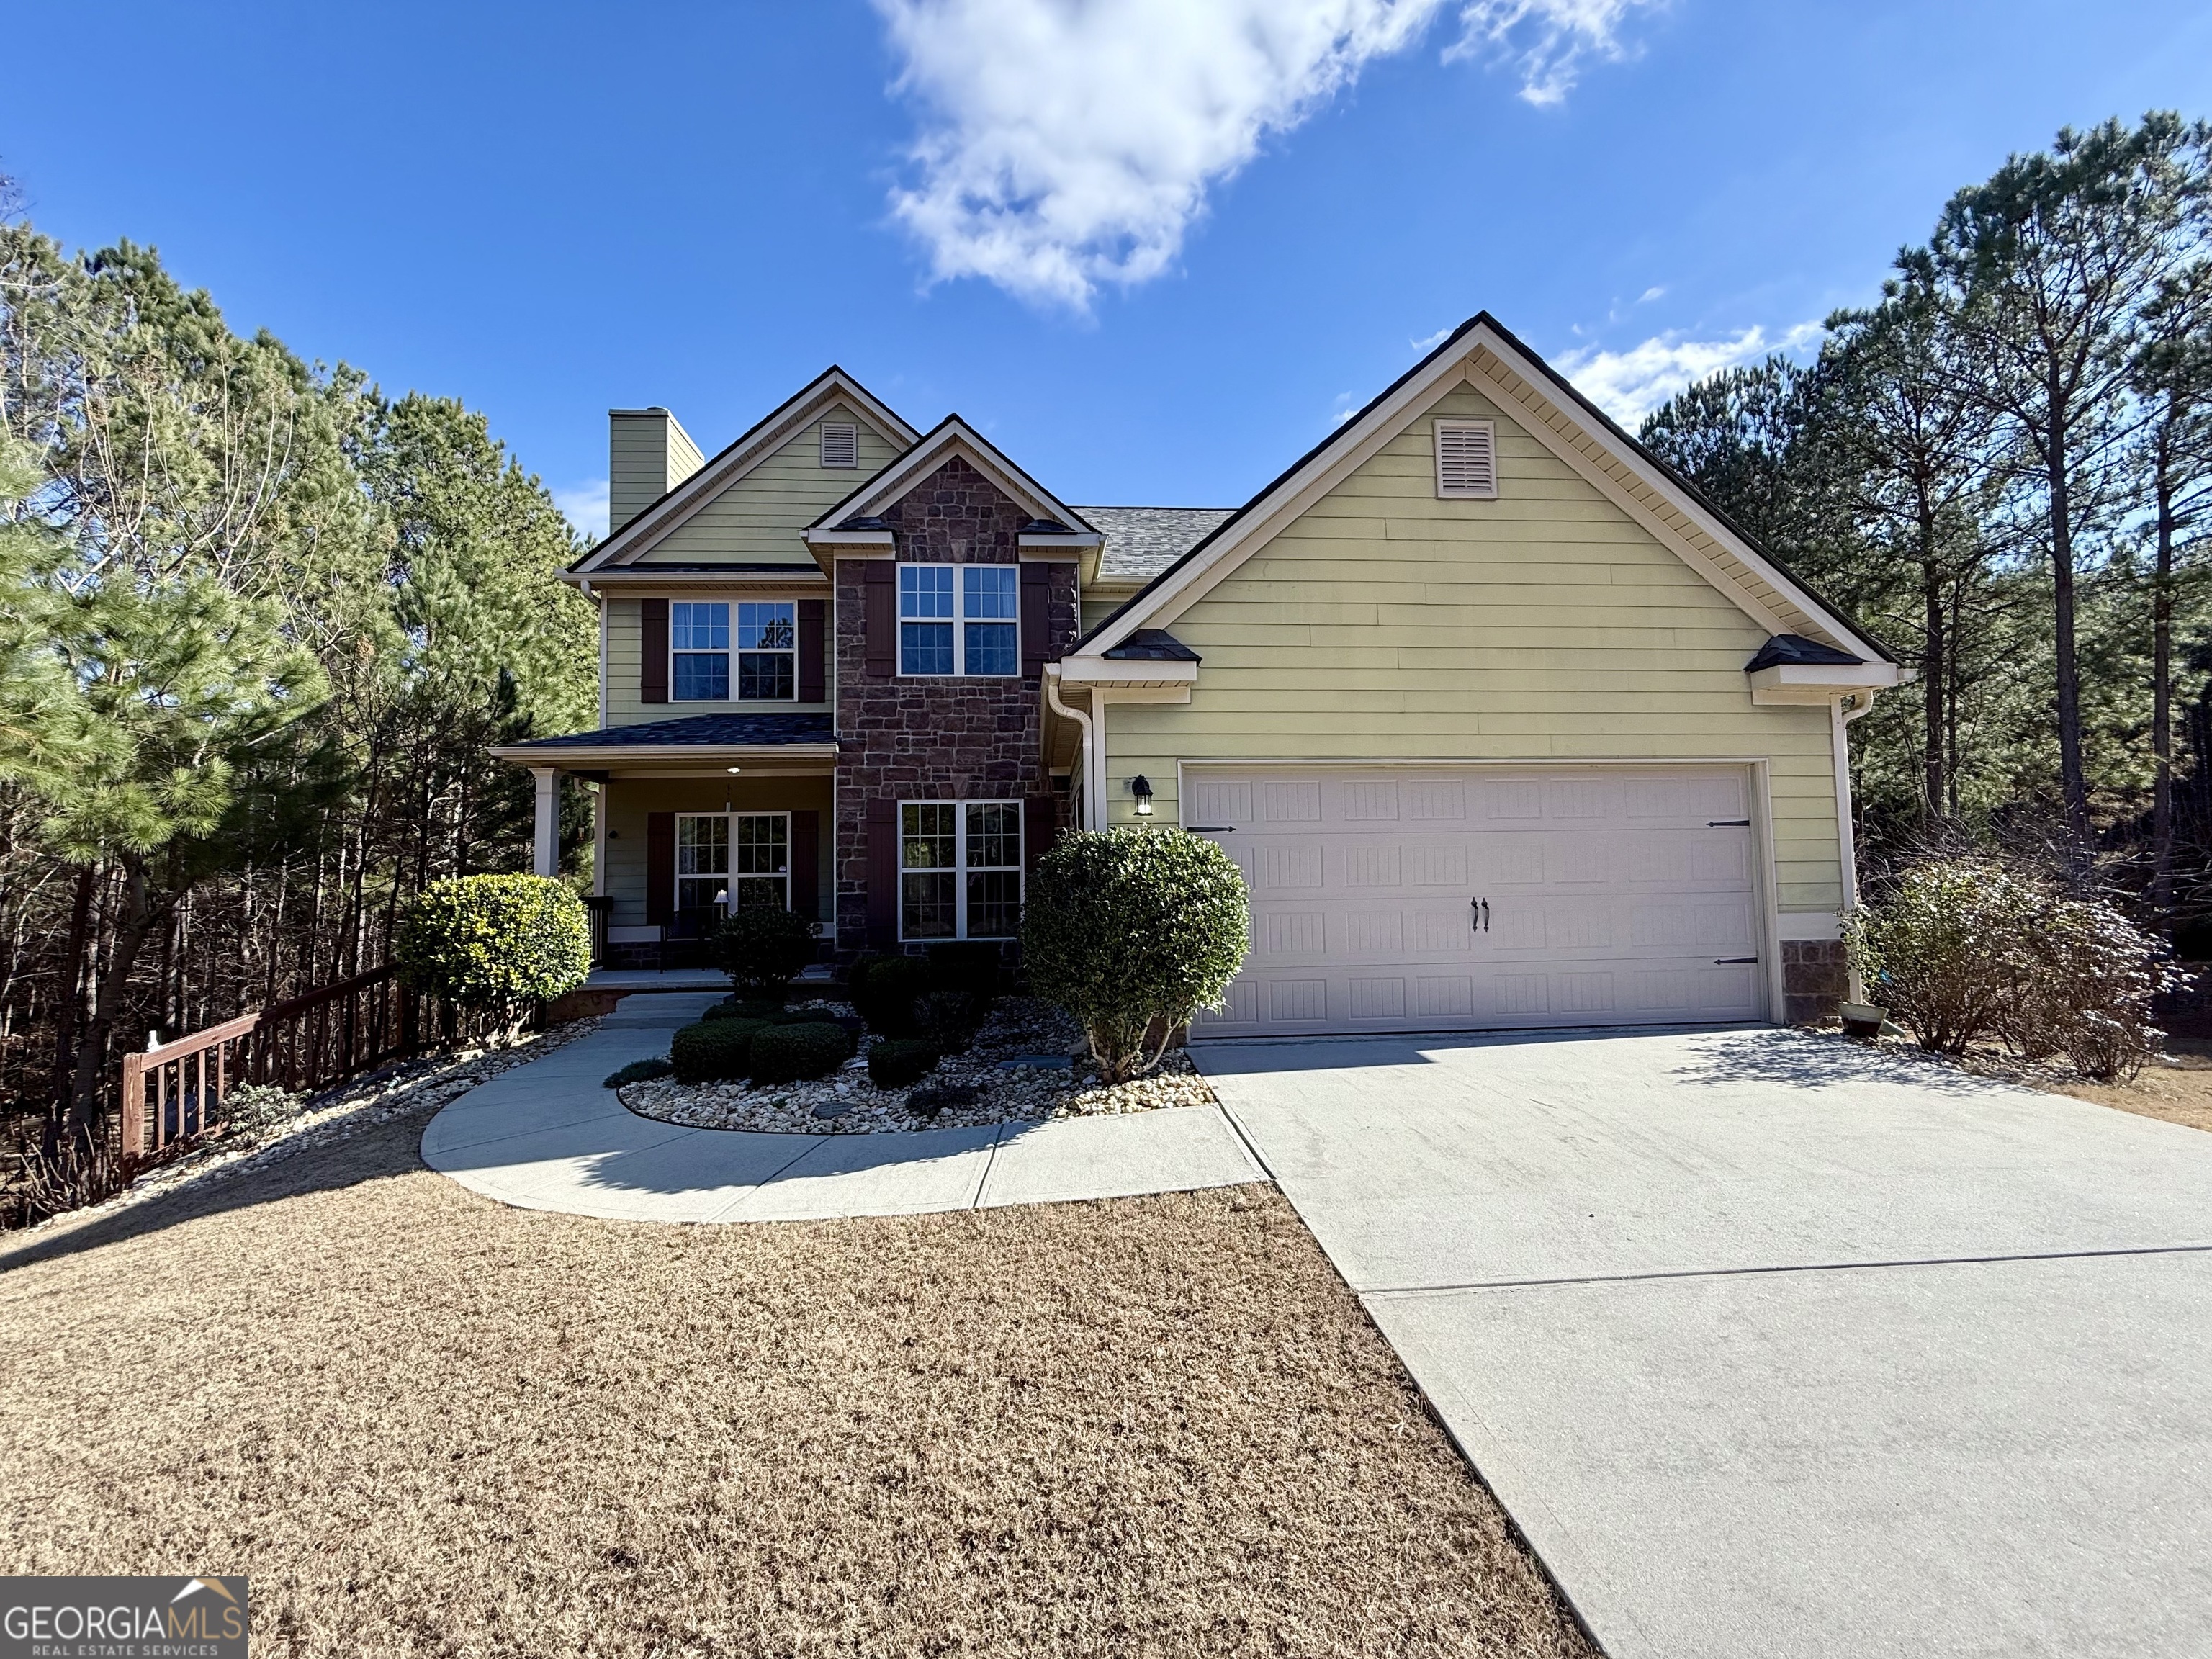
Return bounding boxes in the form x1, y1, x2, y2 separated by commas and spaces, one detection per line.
421, 992, 1266, 1223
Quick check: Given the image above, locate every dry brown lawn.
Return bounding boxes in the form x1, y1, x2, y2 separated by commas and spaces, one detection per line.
0, 1105, 1592, 1658
2051, 1038, 2212, 1133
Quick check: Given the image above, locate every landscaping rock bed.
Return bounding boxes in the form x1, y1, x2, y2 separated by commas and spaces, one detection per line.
620, 994, 1217, 1134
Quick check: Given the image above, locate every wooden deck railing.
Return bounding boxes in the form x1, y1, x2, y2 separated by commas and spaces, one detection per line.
119, 966, 447, 1159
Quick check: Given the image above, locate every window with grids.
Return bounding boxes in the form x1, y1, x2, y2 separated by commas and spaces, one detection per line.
673, 601, 795, 701
676, 813, 789, 913
899, 801, 1022, 940
671, 602, 730, 701
897, 564, 1019, 676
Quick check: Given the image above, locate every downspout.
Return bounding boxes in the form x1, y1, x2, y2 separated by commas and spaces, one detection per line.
1044, 665, 1101, 831
1833, 692, 1877, 1000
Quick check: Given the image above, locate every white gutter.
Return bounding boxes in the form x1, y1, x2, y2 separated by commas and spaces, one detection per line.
1833, 691, 1878, 1002
1044, 665, 1103, 830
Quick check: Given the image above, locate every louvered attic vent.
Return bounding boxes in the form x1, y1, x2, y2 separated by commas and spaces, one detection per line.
819, 421, 859, 469
1433, 419, 1497, 499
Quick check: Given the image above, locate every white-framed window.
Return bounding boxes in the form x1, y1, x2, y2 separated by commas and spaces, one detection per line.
676, 811, 791, 912
899, 800, 1022, 940
898, 564, 1019, 677
670, 601, 796, 701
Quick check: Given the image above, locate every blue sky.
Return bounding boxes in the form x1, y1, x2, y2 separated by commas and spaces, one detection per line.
8, 0, 2212, 537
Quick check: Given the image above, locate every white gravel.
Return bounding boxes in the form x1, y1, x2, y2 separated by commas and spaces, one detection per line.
621, 996, 1217, 1134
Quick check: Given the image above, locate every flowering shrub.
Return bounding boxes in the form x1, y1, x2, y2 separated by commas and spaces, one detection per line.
1022, 827, 1249, 1083
1845, 858, 2180, 1079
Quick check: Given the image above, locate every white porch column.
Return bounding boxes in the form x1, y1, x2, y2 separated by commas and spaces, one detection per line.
531, 768, 560, 878
589, 781, 607, 896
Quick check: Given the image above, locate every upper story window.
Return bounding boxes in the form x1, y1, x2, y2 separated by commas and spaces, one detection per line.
898, 564, 1018, 677
671, 601, 796, 701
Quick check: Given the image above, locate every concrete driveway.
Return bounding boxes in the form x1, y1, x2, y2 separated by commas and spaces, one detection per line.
1195, 1025, 2212, 1659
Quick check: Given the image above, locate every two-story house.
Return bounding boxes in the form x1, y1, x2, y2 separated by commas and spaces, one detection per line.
498, 314, 1902, 1036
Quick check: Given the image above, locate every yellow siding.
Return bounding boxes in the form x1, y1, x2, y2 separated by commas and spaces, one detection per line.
603, 590, 832, 727
634, 404, 902, 566
609, 410, 703, 534
601, 775, 835, 927
1105, 385, 1845, 914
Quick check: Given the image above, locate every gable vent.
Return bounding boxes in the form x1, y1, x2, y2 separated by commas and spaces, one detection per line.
1434, 420, 1497, 499
819, 421, 859, 469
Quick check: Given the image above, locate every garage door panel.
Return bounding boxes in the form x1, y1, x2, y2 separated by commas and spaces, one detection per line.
1194, 764, 1767, 1037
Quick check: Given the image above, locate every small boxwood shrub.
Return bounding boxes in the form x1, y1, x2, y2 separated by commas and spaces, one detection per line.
604, 1057, 674, 1088
867, 1038, 941, 1089
850, 953, 933, 1036
914, 989, 983, 1053
925, 940, 1002, 1002
670, 1018, 767, 1084
1847, 856, 2182, 1079
907, 1079, 981, 1120
712, 904, 817, 998
395, 874, 591, 1028
1023, 827, 1250, 1082
750, 1020, 855, 1085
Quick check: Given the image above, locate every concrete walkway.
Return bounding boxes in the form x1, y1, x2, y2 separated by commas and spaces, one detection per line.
1195, 1025, 2212, 1659
421, 992, 1264, 1223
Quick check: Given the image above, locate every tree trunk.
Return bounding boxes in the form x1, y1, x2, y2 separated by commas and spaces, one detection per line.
1919, 492, 1946, 822
42, 863, 97, 1161
62, 856, 167, 1187
2152, 447, 2177, 922
2044, 413, 2090, 852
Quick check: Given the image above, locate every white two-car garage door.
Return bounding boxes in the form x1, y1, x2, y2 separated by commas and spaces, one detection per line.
1188, 764, 1768, 1037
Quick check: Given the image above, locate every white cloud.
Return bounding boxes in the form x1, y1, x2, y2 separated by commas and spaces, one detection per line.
554, 479, 610, 542
1411, 325, 1453, 350
873, 0, 1656, 309
1555, 322, 1820, 426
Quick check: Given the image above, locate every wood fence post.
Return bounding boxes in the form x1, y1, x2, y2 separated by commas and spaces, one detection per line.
120, 1051, 146, 1159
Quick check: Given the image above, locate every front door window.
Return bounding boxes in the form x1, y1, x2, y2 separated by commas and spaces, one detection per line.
676, 813, 790, 914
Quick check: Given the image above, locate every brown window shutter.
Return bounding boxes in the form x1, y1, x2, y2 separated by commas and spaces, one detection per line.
866, 797, 898, 948
864, 562, 894, 679
639, 598, 669, 704
1023, 794, 1058, 878
797, 598, 827, 703
646, 811, 675, 925
790, 809, 819, 920
1020, 561, 1051, 680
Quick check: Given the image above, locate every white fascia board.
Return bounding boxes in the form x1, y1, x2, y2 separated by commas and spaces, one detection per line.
559, 567, 829, 588
577, 370, 920, 572
1748, 662, 1907, 705
1055, 657, 1199, 688
1088, 317, 1891, 665
799, 529, 894, 549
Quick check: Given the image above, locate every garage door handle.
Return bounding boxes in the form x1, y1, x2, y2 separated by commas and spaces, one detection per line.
1714, 956, 1758, 964
1707, 819, 1750, 827
1470, 897, 1490, 933
1187, 825, 1237, 833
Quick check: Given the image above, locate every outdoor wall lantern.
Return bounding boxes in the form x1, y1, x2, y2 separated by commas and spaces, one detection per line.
1130, 775, 1154, 816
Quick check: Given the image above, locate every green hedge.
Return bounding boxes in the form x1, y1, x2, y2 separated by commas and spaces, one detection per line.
395, 874, 591, 1022
750, 1021, 855, 1084
849, 953, 933, 1035
706, 996, 788, 1024
866, 1038, 941, 1089
1022, 827, 1249, 1083
670, 1018, 767, 1084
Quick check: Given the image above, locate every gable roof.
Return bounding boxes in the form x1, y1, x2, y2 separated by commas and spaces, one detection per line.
572, 367, 920, 573
1071, 313, 1897, 665
803, 415, 1102, 542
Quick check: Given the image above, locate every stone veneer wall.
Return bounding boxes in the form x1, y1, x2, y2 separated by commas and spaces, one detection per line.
832, 455, 1078, 953
1781, 938, 1849, 1025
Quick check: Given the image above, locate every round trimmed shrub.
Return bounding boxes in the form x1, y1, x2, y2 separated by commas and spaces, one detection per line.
867, 1038, 941, 1089
1022, 827, 1249, 1083
604, 1057, 674, 1089
670, 1017, 767, 1084
850, 953, 933, 1036
712, 904, 817, 998
750, 1020, 855, 1085
925, 940, 1002, 1002
395, 874, 591, 1028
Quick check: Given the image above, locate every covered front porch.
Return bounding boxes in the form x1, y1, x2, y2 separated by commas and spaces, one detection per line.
493, 713, 838, 970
